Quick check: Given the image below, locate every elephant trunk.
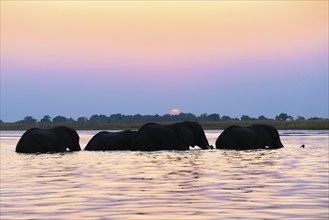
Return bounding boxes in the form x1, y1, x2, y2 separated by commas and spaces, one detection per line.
199, 143, 214, 150
70, 145, 81, 151
276, 141, 284, 149
198, 137, 213, 150
271, 139, 284, 149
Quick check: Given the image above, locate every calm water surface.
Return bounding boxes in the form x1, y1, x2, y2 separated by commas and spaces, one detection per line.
1, 130, 328, 219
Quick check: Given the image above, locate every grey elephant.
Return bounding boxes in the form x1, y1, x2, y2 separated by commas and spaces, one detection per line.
215, 124, 284, 150
131, 121, 212, 151
16, 126, 81, 153
84, 130, 137, 151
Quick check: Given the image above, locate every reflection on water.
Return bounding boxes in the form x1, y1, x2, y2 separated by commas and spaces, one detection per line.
1, 130, 328, 219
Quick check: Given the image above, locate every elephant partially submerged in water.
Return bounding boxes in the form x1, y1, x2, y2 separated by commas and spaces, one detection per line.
16, 126, 81, 153
215, 124, 284, 150
85, 130, 137, 151
131, 121, 212, 151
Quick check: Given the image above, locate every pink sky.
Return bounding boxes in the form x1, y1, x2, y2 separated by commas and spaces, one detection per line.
1, 1, 328, 121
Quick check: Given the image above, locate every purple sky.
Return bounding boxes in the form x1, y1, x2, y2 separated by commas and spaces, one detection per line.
1, 1, 328, 122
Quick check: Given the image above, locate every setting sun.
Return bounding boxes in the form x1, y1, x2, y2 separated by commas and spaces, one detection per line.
170, 108, 181, 115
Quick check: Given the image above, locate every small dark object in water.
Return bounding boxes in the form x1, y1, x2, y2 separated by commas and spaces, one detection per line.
301, 144, 305, 148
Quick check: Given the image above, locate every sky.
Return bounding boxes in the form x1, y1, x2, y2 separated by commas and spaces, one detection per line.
1, 0, 328, 122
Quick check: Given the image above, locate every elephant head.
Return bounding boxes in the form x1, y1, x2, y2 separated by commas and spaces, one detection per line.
187, 121, 212, 149
54, 126, 81, 151
261, 125, 284, 149
174, 121, 212, 150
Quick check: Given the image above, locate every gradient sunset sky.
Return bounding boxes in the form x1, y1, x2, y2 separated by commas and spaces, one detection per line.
1, 1, 328, 122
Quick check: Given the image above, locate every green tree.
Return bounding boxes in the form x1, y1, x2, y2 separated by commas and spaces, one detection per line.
296, 116, 305, 121
89, 114, 107, 123
308, 117, 323, 120
16, 116, 37, 124
77, 117, 88, 123
258, 115, 268, 120
275, 113, 289, 121
68, 118, 76, 123
241, 115, 251, 121
40, 115, 51, 124
205, 114, 220, 121
53, 115, 69, 124
177, 113, 197, 121
108, 114, 123, 123
221, 116, 232, 121
199, 113, 208, 121
287, 116, 294, 121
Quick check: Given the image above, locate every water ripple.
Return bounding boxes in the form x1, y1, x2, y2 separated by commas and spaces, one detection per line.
1, 131, 328, 219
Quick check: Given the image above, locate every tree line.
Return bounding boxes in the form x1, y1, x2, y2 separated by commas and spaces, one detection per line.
0, 113, 326, 124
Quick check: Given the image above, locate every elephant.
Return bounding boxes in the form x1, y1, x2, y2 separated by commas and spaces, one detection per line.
84, 130, 137, 151
16, 126, 81, 153
131, 121, 212, 151
215, 124, 284, 150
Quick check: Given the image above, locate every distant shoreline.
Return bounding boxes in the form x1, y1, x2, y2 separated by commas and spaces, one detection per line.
1, 120, 328, 131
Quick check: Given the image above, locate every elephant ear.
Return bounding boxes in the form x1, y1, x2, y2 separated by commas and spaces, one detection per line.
264, 125, 279, 138
171, 123, 190, 146
262, 125, 280, 146
191, 122, 207, 136
188, 121, 209, 147
55, 126, 79, 143
68, 127, 80, 142
188, 122, 201, 135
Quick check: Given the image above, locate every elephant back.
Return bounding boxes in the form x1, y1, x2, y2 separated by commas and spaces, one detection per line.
85, 130, 136, 150
16, 128, 40, 153
16, 126, 80, 153
216, 124, 284, 149
132, 123, 186, 151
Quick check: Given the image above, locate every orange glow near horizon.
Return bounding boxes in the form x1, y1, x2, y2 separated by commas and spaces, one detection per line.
1, 0, 328, 121
1, 1, 327, 74
170, 109, 181, 115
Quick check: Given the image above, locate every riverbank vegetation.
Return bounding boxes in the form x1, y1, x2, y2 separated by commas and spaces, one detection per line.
1, 113, 328, 130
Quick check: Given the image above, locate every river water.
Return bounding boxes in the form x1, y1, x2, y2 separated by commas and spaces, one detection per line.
1, 130, 328, 219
